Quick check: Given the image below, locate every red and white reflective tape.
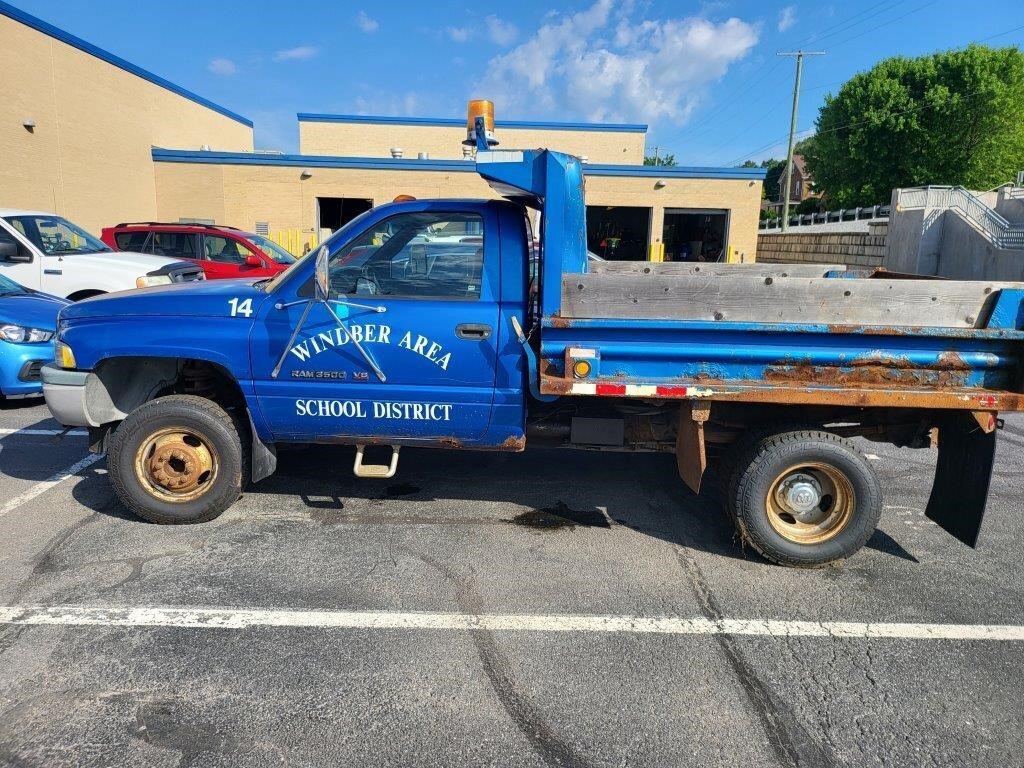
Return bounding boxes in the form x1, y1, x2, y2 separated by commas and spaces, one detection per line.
570, 382, 715, 398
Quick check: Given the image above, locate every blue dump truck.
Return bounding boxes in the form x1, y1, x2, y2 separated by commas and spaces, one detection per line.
40, 105, 1024, 567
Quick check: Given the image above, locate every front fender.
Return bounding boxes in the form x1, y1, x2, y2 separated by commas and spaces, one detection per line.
61, 315, 254, 390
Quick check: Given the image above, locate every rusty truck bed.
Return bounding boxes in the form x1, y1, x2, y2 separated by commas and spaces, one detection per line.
539, 266, 1024, 411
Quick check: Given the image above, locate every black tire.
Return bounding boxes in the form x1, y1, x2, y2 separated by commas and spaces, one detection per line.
107, 395, 246, 524
729, 429, 882, 567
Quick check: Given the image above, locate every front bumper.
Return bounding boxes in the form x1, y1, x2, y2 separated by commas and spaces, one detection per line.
0, 342, 53, 397
41, 363, 90, 426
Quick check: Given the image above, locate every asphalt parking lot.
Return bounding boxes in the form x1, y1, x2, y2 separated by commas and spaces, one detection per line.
0, 398, 1022, 767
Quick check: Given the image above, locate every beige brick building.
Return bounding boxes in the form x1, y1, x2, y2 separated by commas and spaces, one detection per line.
0, 4, 253, 233
1, 3, 765, 262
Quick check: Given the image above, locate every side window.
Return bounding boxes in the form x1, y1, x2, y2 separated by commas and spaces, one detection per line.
0, 226, 29, 262
328, 212, 484, 300
204, 235, 255, 264
151, 232, 198, 258
115, 231, 151, 252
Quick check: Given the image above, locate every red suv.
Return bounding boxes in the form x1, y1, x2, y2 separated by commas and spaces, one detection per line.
101, 222, 297, 279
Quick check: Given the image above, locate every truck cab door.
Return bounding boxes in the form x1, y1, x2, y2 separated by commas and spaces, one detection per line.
249, 206, 502, 444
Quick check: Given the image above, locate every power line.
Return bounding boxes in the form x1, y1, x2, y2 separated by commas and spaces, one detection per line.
976, 22, 1024, 43
726, 128, 814, 167
699, 108, 785, 164
727, 76, 999, 166
660, 58, 785, 147
828, 0, 942, 49
791, 0, 891, 47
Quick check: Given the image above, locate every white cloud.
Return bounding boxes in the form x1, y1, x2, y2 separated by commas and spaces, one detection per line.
778, 6, 797, 32
356, 11, 379, 33
273, 45, 319, 62
486, 15, 519, 46
478, 0, 759, 127
207, 58, 237, 76
774, 5, 798, 31
447, 26, 470, 43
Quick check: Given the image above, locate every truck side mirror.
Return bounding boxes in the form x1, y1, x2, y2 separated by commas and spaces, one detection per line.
314, 245, 330, 299
0, 239, 31, 263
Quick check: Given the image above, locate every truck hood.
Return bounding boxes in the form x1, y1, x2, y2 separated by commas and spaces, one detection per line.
60, 278, 266, 320
0, 290, 69, 331
62, 250, 192, 273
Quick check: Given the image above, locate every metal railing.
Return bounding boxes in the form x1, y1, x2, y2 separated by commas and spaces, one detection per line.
896, 186, 1024, 250
759, 205, 889, 230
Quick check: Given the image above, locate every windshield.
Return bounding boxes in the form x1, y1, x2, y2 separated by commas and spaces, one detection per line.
0, 274, 28, 296
246, 233, 296, 265
259, 207, 379, 293
4, 215, 111, 255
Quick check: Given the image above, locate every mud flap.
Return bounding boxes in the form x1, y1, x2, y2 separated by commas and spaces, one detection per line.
925, 411, 997, 548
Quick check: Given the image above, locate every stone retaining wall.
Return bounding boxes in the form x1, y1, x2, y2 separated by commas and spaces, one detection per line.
757, 224, 887, 268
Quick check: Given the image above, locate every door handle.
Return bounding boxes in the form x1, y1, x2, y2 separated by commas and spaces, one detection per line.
455, 323, 492, 340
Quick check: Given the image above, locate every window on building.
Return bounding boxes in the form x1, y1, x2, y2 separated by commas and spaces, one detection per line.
328, 212, 484, 300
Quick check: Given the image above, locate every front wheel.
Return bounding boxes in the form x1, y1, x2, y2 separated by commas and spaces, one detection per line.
107, 395, 246, 524
728, 429, 882, 567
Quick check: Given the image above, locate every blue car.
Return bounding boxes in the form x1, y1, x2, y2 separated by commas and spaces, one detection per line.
0, 274, 67, 399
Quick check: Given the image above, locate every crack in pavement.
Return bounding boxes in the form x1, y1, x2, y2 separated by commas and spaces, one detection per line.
675, 549, 842, 768
418, 553, 594, 768
629, 457, 841, 768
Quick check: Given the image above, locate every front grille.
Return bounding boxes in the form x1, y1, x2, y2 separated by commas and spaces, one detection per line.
18, 361, 43, 382
171, 268, 205, 283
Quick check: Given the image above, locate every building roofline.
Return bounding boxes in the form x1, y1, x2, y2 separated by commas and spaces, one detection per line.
151, 148, 767, 180
0, 1, 253, 128
296, 113, 648, 134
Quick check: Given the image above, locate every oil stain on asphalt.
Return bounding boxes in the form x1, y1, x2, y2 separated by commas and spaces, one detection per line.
507, 501, 610, 530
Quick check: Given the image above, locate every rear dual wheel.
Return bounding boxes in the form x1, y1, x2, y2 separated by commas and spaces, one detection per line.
108, 395, 246, 524
727, 429, 882, 567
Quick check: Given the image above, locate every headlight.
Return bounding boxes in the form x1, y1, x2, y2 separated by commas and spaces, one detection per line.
136, 275, 173, 288
54, 341, 76, 369
0, 324, 53, 343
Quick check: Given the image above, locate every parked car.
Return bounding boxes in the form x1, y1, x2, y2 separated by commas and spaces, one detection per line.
0, 274, 67, 399
101, 222, 296, 280
0, 210, 205, 300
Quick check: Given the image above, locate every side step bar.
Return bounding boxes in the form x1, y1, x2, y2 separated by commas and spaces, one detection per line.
353, 445, 401, 479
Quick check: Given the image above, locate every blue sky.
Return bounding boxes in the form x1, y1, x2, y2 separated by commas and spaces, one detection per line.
13, 0, 1024, 165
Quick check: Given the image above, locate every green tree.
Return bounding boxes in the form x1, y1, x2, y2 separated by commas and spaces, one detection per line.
761, 159, 786, 201
806, 44, 1024, 207
644, 153, 676, 166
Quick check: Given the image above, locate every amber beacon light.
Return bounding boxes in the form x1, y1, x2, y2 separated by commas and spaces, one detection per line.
464, 99, 498, 147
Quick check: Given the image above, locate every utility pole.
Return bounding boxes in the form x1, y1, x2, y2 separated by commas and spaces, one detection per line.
650, 145, 662, 165
778, 50, 824, 232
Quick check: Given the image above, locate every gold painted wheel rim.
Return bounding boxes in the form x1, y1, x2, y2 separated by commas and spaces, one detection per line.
766, 461, 855, 545
134, 427, 218, 503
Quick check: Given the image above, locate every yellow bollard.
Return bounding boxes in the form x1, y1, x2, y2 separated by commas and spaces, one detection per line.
648, 241, 665, 262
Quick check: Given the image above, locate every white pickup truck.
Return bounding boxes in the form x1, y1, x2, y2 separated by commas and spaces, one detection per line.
0, 209, 204, 299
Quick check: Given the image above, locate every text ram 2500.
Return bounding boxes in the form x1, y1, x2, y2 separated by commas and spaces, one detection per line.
40, 103, 1024, 567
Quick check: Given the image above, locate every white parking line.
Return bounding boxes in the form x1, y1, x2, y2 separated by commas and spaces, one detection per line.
0, 454, 103, 518
0, 428, 86, 436
1, 604, 1022, 641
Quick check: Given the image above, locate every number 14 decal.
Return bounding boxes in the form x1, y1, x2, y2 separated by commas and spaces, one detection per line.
228, 298, 253, 317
